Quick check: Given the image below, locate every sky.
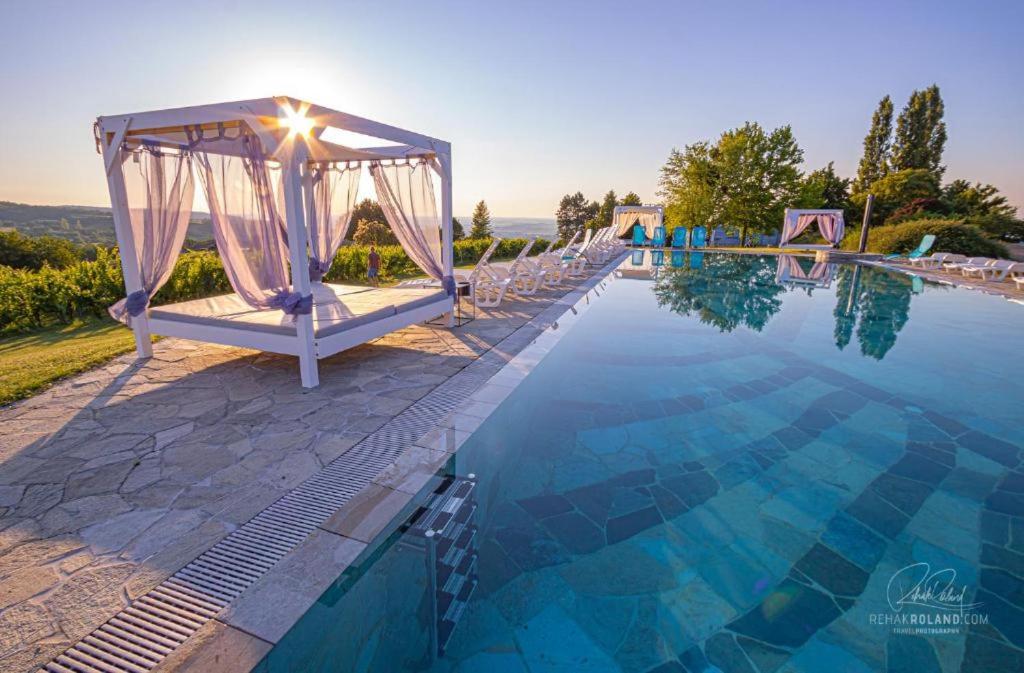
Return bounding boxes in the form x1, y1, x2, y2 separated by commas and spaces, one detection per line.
0, 0, 1021, 218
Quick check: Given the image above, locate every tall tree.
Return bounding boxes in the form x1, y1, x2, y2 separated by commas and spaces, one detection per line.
853, 95, 893, 193
469, 200, 492, 238
350, 199, 387, 228
892, 85, 946, 176
800, 162, 851, 210
942, 180, 1016, 217
452, 217, 465, 240
712, 122, 804, 243
555, 192, 598, 240
658, 144, 718, 231
596, 190, 618, 228
620, 192, 642, 206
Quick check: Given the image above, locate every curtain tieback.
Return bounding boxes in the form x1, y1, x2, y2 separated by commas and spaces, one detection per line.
308, 258, 331, 282
270, 291, 313, 315
125, 290, 150, 317
441, 275, 456, 297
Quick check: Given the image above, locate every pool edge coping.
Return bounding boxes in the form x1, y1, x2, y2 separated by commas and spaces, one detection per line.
157, 253, 627, 672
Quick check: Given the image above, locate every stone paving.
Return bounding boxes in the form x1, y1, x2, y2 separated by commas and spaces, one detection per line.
0, 269, 606, 673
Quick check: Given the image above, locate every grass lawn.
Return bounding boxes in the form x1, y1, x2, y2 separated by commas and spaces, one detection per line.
0, 319, 140, 406
0, 251, 534, 406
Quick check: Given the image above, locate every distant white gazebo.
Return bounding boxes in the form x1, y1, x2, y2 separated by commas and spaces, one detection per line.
613, 205, 664, 238
780, 209, 845, 249
96, 96, 455, 388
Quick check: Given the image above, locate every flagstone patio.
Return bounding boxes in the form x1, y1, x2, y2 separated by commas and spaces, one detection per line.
0, 272, 604, 673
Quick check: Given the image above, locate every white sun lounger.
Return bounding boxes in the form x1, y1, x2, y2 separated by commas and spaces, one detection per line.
483, 238, 547, 295
962, 259, 1024, 282
910, 252, 959, 269
943, 257, 993, 271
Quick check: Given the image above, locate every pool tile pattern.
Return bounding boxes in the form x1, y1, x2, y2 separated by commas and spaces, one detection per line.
255, 257, 1024, 673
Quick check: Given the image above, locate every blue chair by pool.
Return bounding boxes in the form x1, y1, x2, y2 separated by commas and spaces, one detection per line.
652, 226, 666, 248
671, 227, 688, 248
885, 234, 936, 260
691, 226, 707, 248
632, 224, 646, 247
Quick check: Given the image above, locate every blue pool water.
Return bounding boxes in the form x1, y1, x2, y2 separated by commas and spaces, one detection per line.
257, 253, 1024, 672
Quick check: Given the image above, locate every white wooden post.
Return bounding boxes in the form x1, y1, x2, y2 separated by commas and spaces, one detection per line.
104, 119, 153, 358
280, 138, 319, 388
438, 148, 455, 327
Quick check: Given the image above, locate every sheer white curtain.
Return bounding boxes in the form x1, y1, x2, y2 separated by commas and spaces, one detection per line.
818, 213, 845, 245
781, 213, 818, 246
614, 212, 640, 237
636, 212, 660, 237
109, 144, 194, 324
308, 162, 361, 281
370, 159, 452, 292
193, 134, 311, 315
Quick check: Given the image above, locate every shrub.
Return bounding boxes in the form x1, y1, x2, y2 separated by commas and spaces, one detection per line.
0, 236, 550, 335
845, 218, 1009, 258
965, 213, 1024, 242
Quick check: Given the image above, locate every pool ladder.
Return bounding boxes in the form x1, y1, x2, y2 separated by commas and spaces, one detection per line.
410, 474, 479, 657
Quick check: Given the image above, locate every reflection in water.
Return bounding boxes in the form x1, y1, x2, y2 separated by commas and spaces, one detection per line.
652, 253, 785, 332
832, 264, 914, 360
775, 256, 837, 291
650, 252, 917, 359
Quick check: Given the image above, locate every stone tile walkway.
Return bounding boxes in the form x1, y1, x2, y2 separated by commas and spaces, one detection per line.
0, 269, 607, 673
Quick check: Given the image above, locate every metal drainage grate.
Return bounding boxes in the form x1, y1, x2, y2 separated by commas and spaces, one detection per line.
43, 260, 620, 673
43, 352, 509, 673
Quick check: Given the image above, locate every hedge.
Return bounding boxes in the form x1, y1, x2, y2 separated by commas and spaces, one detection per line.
0, 237, 547, 335
841, 219, 1009, 258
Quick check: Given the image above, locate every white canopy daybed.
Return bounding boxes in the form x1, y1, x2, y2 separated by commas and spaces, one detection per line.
96, 96, 455, 388
613, 205, 664, 238
780, 209, 845, 249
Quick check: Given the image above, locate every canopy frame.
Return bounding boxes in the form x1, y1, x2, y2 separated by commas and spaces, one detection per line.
96, 96, 455, 388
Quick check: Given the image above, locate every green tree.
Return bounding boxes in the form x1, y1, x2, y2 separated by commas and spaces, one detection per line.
713, 122, 804, 242
555, 192, 599, 240
658, 144, 717, 231
0, 230, 82, 270
851, 168, 941, 223
800, 162, 851, 210
892, 85, 946, 176
853, 95, 893, 193
451, 217, 465, 240
942, 180, 1016, 217
596, 190, 618, 228
350, 199, 387, 226
469, 200, 492, 238
352, 219, 398, 246
620, 192, 642, 206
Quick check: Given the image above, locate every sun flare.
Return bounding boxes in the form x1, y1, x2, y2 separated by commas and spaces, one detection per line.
279, 102, 315, 137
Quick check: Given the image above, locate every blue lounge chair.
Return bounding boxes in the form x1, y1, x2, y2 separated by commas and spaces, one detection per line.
691, 226, 707, 248
885, 234, 936, 260
652, 226, 666, 248
671, 227, 688, 248
632, 224, 646, 247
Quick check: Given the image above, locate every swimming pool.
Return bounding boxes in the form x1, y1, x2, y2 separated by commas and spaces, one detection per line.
255, 253, 1024, 673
